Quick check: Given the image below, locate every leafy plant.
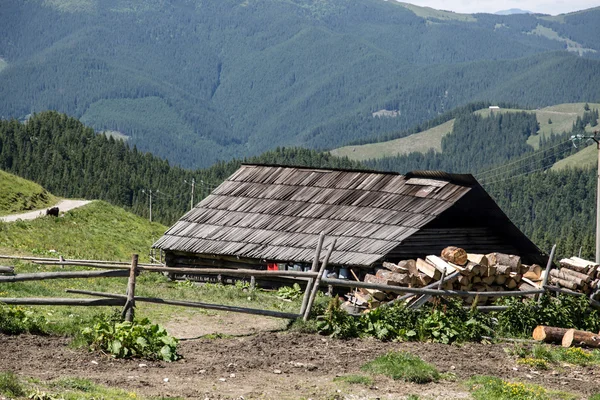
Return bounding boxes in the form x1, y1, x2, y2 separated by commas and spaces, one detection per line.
316, 297, 358, 339
81, 317, 179, 362
0, 371, 25, 398
277, 283, 302, 301
361, 352, 439, 384
0, 305, 48, 335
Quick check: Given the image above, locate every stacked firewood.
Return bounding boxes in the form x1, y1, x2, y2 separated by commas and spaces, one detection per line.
552, 257, 600, 295
347, 247, 543, 310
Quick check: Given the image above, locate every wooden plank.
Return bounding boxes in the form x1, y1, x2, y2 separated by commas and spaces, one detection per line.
0, 298, 124, 306
0, 270, 129, 282
300, 232, 325, 316
66, 290, 299, 319
303, 239, 336, 321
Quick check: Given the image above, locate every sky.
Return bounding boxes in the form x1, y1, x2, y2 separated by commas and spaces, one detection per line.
399, 0, 599, 15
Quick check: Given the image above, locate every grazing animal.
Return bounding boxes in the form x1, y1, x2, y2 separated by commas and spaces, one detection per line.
46, 207, 59, 217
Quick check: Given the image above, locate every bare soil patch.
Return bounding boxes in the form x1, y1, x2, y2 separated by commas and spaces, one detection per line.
2, 331, 600, 399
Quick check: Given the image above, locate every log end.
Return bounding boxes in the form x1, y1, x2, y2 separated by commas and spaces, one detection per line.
561, 329, 575, 348
532, 325, 546, 341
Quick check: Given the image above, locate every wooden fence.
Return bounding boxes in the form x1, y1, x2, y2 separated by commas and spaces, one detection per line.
1, 238, 597, 321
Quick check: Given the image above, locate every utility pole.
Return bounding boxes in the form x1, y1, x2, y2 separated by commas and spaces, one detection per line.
571, 130, 600, 262
142, 189, 153, 222
184, 178, 196, 210
191, 178, 195, 210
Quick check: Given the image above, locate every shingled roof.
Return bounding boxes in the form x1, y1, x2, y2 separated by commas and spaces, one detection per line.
153, 164, 499, 267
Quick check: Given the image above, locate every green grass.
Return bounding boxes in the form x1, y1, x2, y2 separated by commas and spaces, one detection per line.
333, 374, 374, 386
396, 2, 477, 21
331, 119, 454, 161
0, 371, 26, 398
527, 25, 595, 56
0, 200, 166, 261
511, 344, 600, 369
589, 394, 600, 400
1, 373, 181, 400
552, 143, 597, 171
0, 58, 7, 73
0, 169, 57, 216
361, 352, 440, 384
467, 376, 577, 400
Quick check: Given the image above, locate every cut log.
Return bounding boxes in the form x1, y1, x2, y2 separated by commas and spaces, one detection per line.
416, 258, 441, 280
467, 254, 488, 267
496, 265, 512, 275
509, 273, 522, 284
471, 276, 482, 284
495, 274, 507, 285
559, 258, 589, 274
505, 278, 517, 289
463, 261, 481, 276
441, 247, 468, 266
487, 253, 521, 271
550, 269, 587, 287
562, 328, 600, 348
426, 255, 457, 274
521, 277, 540, 288
571, 257, 598, 268
375, 270, 410, 285
482, 275, 496, 285
533, 325, 571, 344
382, 261, 408, 273
485, 264, 497, 278
363, 288, 387, 301
523, 264, 542, 281
550, 276, 578, 291
458, 275, 471, 286
403, 260, 418, 277
365, 274, 400, 287
559, 267, 592, 283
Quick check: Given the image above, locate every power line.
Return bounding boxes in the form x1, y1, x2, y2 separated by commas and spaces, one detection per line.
476, 138, 572, 179
478, 144, 575, 184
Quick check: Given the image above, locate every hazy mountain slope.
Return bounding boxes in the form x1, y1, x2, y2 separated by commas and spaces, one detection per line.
1, 0, 600, 168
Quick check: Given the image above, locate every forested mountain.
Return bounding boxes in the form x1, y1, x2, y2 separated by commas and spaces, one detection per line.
1, 0, 600, 168
0, 112, 360, 224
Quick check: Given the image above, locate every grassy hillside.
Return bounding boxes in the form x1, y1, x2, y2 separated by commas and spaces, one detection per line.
0, 169, 57, 216
331, 119, 454, 161
334, 102, 600, 161
1, 1, 600, 167
0, 200, 166, 261
552, 143, 597, 170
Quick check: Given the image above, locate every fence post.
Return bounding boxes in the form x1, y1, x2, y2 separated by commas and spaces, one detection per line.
537, 244, 556, 304
123, 254, 138, 322
300, 232, 325, 316
303, 238, 336, 322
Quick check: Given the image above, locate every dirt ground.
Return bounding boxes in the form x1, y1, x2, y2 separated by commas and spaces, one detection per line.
2, 313, 600, 399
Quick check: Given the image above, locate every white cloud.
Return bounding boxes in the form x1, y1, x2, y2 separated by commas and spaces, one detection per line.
398, 0, 598, 15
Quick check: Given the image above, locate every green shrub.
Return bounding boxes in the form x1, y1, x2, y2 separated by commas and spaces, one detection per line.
0, 305, 47, 335
361, 352, 439, 384
333, 374, 374, 385
316, 297, 359, 339
277, 283, 302, 300
0, 371, 25, 398
81, 317, 179, 362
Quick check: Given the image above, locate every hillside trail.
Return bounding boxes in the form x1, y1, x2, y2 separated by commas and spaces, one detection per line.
0, 199, 92, 222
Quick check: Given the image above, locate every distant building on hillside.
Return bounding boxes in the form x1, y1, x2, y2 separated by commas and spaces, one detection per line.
489, 106, 500, 110
153, 165, 546, 277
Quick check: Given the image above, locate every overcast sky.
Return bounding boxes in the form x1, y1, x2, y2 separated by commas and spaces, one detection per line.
399, 0, 599, 15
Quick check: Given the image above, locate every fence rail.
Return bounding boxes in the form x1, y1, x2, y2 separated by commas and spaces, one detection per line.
0, 246, 596, 321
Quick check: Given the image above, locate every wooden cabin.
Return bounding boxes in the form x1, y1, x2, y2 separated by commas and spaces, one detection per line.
153, 165, 546, 277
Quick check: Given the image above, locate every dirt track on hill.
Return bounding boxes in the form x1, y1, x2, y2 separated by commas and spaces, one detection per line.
2, 332, 599, 399
0, 199, 92, 222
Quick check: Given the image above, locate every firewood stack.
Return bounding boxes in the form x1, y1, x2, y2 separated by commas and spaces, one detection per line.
552, 257, 600, 295
345, 247, 543, 310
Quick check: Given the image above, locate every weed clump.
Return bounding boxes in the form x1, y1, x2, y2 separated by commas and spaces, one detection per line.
361, 352, 439, 384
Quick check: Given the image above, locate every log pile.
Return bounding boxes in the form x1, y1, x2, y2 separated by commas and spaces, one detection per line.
533, 325, 600, 349
552, 257, 600, 295
345, 247, 543, 311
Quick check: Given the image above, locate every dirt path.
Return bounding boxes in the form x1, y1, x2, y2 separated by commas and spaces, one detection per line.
0, 199, 92, 222
2, 331, 599, 399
